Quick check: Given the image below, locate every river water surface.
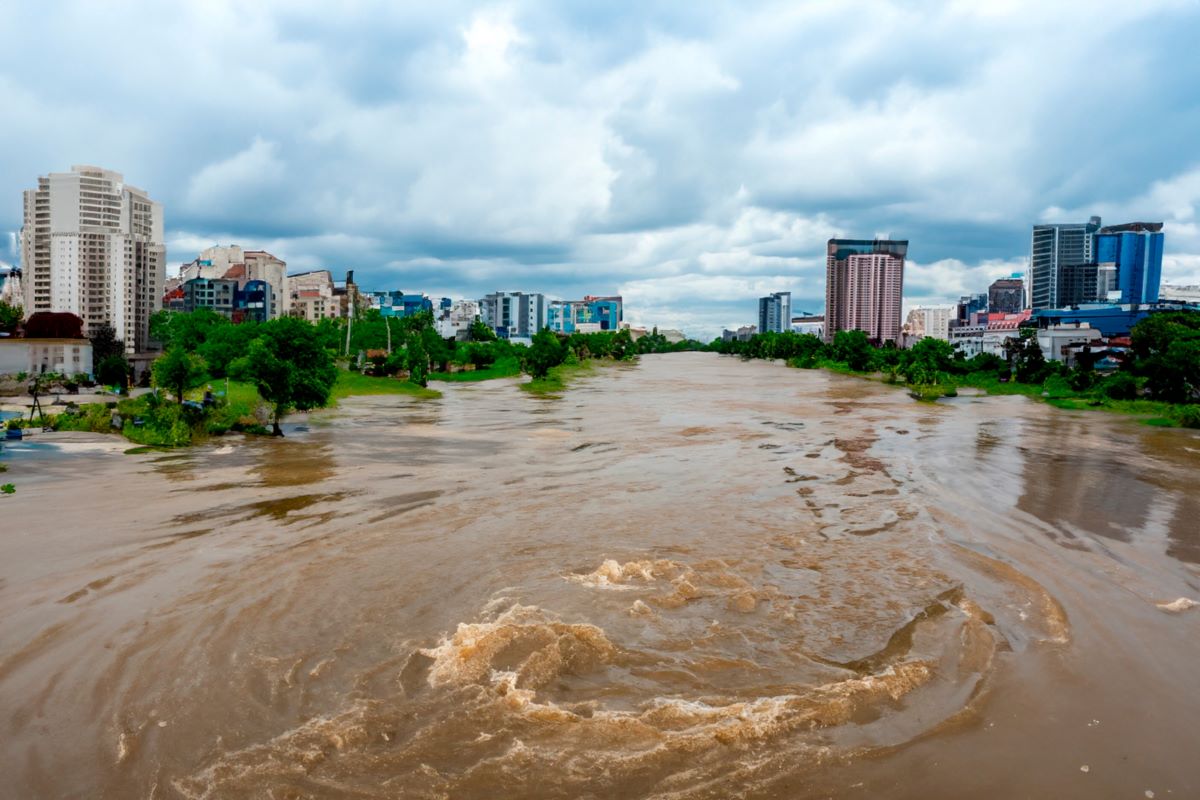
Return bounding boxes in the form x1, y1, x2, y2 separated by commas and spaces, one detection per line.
1, 352, 1198, 799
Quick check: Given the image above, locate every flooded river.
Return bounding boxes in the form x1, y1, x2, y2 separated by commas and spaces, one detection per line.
1, 352, 1198, 799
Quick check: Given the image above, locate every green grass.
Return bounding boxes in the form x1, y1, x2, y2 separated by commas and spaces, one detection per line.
521, 359, 597, 395
789, 359, 1200, 429
430, 356, 521, 383
331, 370, 441, 401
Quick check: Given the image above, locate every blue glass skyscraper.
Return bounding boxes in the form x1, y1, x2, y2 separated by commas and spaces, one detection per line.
1093, 222, 1163, 305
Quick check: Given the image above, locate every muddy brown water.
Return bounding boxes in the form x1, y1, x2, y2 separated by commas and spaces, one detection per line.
1, 352, 1198, 799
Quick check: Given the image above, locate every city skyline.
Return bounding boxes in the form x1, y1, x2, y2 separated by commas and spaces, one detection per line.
3, 2, 1200, 339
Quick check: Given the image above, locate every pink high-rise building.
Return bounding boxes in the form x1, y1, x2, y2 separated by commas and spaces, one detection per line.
824, 239, 907, 344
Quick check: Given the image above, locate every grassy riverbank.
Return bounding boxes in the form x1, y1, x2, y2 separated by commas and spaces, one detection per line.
430, 356, 521, 383
331, 370, 441, 401
521, 359, 598, 395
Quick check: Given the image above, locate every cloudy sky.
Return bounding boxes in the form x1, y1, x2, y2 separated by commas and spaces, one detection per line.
3, 0, 1200, 338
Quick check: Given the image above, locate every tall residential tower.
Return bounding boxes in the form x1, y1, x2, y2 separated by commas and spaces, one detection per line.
20, 165, 165, 352
824, 239, 907, 344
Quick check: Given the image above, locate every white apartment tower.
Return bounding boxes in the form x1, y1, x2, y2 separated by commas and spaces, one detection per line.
20, 165, 165, 352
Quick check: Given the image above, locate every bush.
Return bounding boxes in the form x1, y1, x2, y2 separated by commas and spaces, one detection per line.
1101, 372, 1139, 401
1178, 405, 1200, 429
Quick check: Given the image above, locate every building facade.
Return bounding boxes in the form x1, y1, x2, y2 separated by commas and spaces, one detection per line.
988, 276, 1025, 314
287, 270, 340, 321
480, 291, 546, 339
902, 305, 956, 343
547, 295, 623, 334
1029, 217, 1100, 310
20, 165, 165, 352
367, 291, 434, 318
0, 338, 93, 378
435, 299, 481, 339
757, 292, 792, 334
1093, 222, 1163, 305
177, 245, 287, 318
824, 239, 906, 343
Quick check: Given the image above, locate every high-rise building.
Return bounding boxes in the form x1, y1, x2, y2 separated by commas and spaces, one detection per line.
757, 292, 791, 334
20, 165, 165, 352
480, 291, 547, 339
824, 239, 907, 343
902, 305, 956, 343
1029, 216, 1100, 310
1056, 262, 1098, 307
1093, 222, 1163, 305
988, 275, 1026, 314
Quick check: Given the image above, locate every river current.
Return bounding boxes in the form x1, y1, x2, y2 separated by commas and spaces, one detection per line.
1, 352, 1198, 799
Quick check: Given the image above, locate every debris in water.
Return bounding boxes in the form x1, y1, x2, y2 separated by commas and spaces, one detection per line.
1145, 791, 1155, 798
1156, 597, 1198, 613
1080, 765, 1090, 773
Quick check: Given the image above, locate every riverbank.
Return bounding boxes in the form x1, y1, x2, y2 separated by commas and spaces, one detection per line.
429, 356, 521, 383
781, 357, 1200, 428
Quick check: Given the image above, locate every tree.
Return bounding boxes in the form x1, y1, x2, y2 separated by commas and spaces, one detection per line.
152, 346, 207, 404
0, 300, 21, 334
96, 354, 130, 388
524, 329, 566, 378
231, 317, 338, 436
198, 322, 261, 377
832, 329, 874, 371
152, 309, 230, 351
1005, 332, 1048, 384
469, 318, 497, 342
405, 333, 429, 387
902, 337, 955, 386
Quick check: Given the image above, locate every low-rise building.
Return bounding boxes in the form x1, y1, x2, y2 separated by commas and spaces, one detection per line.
435, 299, 480, 340
287, 270, 340, 321
948, 310, 1031, 358
368, 290, 433, 318
902, 305, 956, 345
548, 295, 623, 334
177, 245, 287, 318
790, 314, 824, 338
0, 338, 93, 378
1037, 323, 1103, 362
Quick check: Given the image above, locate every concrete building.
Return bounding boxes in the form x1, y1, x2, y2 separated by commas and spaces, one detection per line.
902, 305, 956, 344
287, 270, 339, 321
1057, 262, 1099, 307
435, 299, 480, 339
1160, 285, 1200, 304
547, 295, 623, 334
1029, 216, 1100, 310
1037, 323, 1103, 362
988, 275, 1026, 314
20, 165, 165, 352
721, 325, 758, 342
757, 292, 792, 334
1, 267, 22, 308
177, 245, 287, 318
480, 291, 546, 339
0, 338, 93, 378
825, 239, 906, 344
948, 310, 1031, 358
790, 314, 824, 338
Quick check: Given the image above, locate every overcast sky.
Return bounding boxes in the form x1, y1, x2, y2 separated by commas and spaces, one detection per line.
4, 0, 1200, 338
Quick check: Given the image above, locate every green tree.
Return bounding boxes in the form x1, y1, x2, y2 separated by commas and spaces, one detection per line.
152, 346, 207, 404
901, 337, 955, 386
405, 333, 429, 387
151, 309, 230, 352
89, 322, 125, 375
832, 329, 874, 371
231, 317, 337, 436
0, 300, 21, 334
524, 329, 566, 378
96, 354, 130, 388
1005, 332, 1048, 384
469, 318, 497, 342
197, 321, 261, 377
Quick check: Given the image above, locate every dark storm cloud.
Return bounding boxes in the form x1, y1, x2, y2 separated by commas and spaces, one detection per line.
4, 0, 1200, 338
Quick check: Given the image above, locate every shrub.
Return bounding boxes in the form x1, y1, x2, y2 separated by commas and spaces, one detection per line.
1101, 372, 1139, 401
1178, 405, 1200, 429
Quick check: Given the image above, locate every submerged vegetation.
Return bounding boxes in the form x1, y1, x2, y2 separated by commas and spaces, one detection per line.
709, 313, 1200, 427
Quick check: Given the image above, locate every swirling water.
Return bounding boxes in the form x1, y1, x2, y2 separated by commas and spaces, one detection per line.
1, 353, 1198, 798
